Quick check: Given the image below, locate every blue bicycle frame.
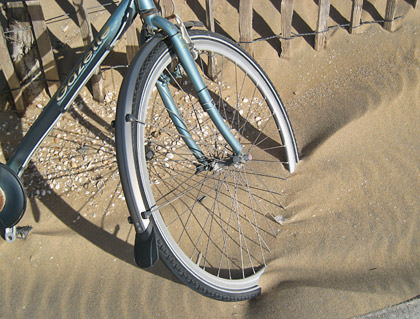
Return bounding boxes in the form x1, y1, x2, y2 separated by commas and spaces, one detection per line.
7, 0, 242, 178
1, 0, 243, 231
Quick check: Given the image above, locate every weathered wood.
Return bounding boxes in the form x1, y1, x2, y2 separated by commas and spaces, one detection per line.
350, 0, 364, 34
125, 19, 141, 64
280, 0, 294, 57
315, 0, 331, 51
0, 25, 25, 114
206, 0, 215, 32
160, 0, 174, 18
413, 0, 418, 8
26, 1, 60, 96
239, 0, 253, 56
125, 25, 138, 64
72, 0, 104, 102
384, 0, 397, 31
205, 0, 217, 80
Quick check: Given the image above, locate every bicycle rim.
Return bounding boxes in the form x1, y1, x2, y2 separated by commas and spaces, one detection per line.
131, 31, 298, 298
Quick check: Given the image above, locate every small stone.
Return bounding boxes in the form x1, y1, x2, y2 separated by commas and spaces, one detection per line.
105, 92, 113, 103
274, 215, 285, 225
96, 180, 105, 191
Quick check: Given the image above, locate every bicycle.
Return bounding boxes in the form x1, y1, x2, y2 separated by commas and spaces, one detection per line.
0, 0, 299, 301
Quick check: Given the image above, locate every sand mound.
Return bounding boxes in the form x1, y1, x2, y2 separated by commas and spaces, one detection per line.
0, 2, 419, 319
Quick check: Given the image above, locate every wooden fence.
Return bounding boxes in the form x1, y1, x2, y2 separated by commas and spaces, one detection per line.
0, 0, 418, 114
235, 0, 418, 56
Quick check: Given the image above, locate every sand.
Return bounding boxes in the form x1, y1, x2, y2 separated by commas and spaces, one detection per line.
1, 1, 420, 318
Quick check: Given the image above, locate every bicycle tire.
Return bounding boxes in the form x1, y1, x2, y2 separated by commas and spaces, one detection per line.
116, 30, 298, 301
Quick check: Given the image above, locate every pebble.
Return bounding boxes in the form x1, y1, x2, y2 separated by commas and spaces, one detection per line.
274, 215, 285, 225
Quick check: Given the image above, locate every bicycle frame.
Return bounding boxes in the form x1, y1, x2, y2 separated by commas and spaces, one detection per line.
7, 0, 242, 178
1, 0, 244, 231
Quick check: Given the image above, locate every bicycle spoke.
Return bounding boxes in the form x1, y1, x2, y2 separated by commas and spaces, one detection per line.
159, 165, 281, 235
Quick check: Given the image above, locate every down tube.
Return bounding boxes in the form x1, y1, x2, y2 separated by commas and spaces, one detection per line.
7, 0, 137, 176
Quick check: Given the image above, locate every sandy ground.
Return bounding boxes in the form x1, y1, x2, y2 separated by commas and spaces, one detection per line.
1, 1, 420, 318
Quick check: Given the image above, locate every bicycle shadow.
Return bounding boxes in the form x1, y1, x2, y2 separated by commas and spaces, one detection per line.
0, 99, 177, 284
34, 174, 178, 282
207, 89, 290, 166
194, 58, 291, 166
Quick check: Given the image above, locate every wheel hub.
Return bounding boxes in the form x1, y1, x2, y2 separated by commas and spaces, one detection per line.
203, 153, 252, 173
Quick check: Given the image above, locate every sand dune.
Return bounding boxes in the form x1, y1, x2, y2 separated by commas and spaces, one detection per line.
1, 1, 420, 319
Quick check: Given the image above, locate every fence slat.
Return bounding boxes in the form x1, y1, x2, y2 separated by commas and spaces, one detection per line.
206, 0, 215, 32
280, 0, 294, 57
205, 0, 217, 80
384, 0, 397, 31
26, 1, 60, 96
0, 25, 25, 114
160, 0, 174, 17
72, 0, 104, 102
126, 25, 139, 64
239, 0, 253, 56
126, 20, 141, 63
350, 0, 364, 33
315, 0, 331, 51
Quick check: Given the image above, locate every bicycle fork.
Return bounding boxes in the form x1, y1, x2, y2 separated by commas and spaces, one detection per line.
147, 14, 244, 165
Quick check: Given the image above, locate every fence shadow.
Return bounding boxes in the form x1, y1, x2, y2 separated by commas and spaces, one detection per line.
185, 0, 231, 38
313, 0, 349, 26
363, 0, 384, 22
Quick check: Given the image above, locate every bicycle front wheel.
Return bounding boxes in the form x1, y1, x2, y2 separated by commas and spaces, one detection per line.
116, 30, 298, 301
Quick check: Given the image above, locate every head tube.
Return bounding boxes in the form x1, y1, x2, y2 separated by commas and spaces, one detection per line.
135, 0, 156, 12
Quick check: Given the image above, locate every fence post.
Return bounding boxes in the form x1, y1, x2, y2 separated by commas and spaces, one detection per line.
0, 24, 25, 114
72, 0, 104, 102
315, 0, 331, 51
280, 0, 294, 57
239, 0, 253, 56
350, 0, 364, 33
25, 1, 60, 96
384, 0, 397, 31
